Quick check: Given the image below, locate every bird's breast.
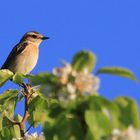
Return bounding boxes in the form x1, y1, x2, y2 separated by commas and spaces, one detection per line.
16, 44, 39, 74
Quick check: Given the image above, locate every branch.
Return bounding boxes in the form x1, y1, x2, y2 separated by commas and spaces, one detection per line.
24, 122, 34, 134
19, 84, 31, 139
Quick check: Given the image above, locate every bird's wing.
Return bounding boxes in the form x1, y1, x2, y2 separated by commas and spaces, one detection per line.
16, 42, 28, 54
1, 42, 28, 69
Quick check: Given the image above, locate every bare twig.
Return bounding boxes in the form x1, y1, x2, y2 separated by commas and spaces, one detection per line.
24, 122, 34, 134
19, 84, 32, 139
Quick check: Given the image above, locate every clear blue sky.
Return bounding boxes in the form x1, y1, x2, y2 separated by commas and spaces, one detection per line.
0, 0, 140, 133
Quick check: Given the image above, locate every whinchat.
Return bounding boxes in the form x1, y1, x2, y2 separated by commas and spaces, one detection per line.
1, 31, 49, 74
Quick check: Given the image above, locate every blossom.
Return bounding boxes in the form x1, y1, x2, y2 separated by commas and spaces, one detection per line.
53, 62, 100, 99
111, 126, 140, 140
53, 63, 72, 85
74, 70, 100, 93
25, 132, 45, 140
12, 132, 45, 140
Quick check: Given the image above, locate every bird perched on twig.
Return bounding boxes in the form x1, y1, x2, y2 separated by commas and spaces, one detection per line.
1, 31, 49, 74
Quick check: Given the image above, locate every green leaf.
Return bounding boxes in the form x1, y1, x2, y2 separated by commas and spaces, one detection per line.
43, 113, 84, 140
88, 95, 121, 129
0, 90, 19, 118
3, 99, 17, 118
0, 90, 18, 132
2, 116, 14, 128
12, 73, 24, 84
96, 67, 137, 81
72, 50, 96, 73
0, 115, 2, 131
0, 125, 20, 139
26, 73, 58, 85
28, 95, 48, 127
10, 125, 21, 138
32, 110, 48, 126
0, 69, 14, 87
14, 114, 22, 122
47, 101, 64, 118
84, 130, 95, 140
0, 127, 11, 139
0, 116, 20, 139
29, 95, 48, 111
85, 110, 112, 140
0, 90, 18, 104
114, 96, 140, 129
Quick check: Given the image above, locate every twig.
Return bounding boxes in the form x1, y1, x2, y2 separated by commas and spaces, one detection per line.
19, 84, 31, 139
28, 91, 35, 99
24, 122, 34, 134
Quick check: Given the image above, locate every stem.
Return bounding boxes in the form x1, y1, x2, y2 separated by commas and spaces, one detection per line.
24, 122, 34, 134
3, 84, 33, 139
19, 84, 31, 139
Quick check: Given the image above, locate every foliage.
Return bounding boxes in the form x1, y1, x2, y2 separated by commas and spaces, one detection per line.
0, 50, 139, 140
96, 67, 137, 81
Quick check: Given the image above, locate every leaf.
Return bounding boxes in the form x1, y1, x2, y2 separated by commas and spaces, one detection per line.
0, 90, 18, 132
0, 90, 19, 118
88, 95, 121, 129
72, 50, 96, 73
29, 95, 48, 111
12, 73, 24, 84
10, 125, 21, 138
0, 90, 18, 106
1, 116, 13, 128
0, 115, 2, 131
0, 90, 15, 104
28, 95, 48, 127
32, 110, 47, 126
43, 113, 84, 140
85, 110, 112, 140
0, 69, 14, 87
3, 99, 17, 118
96, 67, 137, 81
114, 96, 140, 129
48, 102, 64, 118
0, 125, 20, 139
14, 114, 22, 122
26, 73, 58, 85
0, 127, 11, 139
0, 116, 20, 139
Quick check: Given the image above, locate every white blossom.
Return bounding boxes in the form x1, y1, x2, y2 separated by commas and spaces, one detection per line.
25, 132, 45, 140
53, 63, 73, 85
53, 62, 100, 99
67, 83, 76, 94
12, 132, 45, 140
111, 126, 140, 140
75, 72, 100, 93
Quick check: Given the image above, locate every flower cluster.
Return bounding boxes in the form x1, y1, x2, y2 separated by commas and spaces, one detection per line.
12, 132, 45, 140
53, 62, 100, 100
111, 126, 140, 140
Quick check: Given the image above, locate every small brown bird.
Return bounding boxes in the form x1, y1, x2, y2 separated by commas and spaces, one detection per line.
1, 31, 49, 74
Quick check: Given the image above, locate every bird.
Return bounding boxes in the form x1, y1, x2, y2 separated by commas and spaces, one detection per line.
1, 31, 49, 75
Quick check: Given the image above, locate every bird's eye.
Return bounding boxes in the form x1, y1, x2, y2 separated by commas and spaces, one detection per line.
32, 35, 37, 39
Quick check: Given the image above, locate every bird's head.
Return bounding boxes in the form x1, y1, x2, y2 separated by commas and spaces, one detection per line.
20, 31, 49, 46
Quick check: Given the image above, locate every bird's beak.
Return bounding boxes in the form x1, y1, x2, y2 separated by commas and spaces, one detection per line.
41, 36, 50, 40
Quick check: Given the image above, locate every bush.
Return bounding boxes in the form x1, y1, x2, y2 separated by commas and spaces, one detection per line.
0, 50, 139, 140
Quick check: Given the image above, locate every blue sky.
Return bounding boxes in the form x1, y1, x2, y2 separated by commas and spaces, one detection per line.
0, 0, 140, 133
